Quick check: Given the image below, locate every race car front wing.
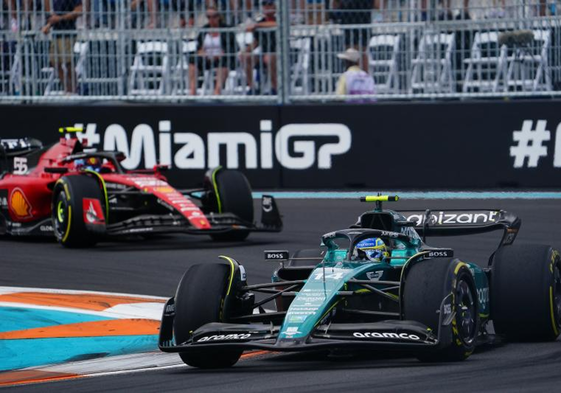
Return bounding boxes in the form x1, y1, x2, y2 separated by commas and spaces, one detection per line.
158, 297, 447, 354
105, 195, 282, 236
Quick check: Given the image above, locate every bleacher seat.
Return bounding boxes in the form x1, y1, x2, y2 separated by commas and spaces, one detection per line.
505, 29, 552, 92
171, 40, 196, 95
128, 41, 170, 96
369, 34, 400, 94
410, 32, 455, 94
42, 41, 87, 96
290, 37, 311, 95
462, 32, 508, 93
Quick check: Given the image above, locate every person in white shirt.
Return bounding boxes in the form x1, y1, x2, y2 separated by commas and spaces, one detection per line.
335, 48, 376, 102
189, 7, 236, 96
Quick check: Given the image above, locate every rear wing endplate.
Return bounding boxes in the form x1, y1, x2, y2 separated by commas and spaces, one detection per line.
0, 138, 43, 175
259, 195, 283, 231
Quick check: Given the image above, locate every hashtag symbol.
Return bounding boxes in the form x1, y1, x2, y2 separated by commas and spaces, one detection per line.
510, 120, 550, 168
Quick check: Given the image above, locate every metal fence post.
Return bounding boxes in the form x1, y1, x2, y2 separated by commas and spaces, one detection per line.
117, 0, 126, 97
278, 0, 291, 104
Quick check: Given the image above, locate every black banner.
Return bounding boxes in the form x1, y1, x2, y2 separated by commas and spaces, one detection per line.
1, 100, 560, 189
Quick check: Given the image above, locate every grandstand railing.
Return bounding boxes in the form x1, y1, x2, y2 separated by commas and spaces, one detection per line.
1, 0, 560, 103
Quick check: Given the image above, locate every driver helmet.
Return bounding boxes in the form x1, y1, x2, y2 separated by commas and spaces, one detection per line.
353, 238, 389, 262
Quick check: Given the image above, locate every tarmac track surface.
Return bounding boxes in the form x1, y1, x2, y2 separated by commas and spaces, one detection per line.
3, 198, 561, 392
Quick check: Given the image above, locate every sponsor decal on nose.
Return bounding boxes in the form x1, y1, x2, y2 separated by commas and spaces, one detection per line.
9, 188, 32, 218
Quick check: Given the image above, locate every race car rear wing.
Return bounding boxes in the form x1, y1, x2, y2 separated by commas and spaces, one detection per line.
398, 209, 521, 247
0, 138, 43, 157
0, 138, 44, 176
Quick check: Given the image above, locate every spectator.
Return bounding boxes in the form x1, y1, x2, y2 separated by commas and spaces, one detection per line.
188, 6, 236, 95
231, 0, 258, 24
335, 48, 375, 101
207, 0, 249, 25
153, 0, 192, 28
240, 0, 277, 94
42, 0, 82, 94
301, 0, 328, 25
130, 0, 157, 28
7, 0, 42, 31
151, 0, 235, 29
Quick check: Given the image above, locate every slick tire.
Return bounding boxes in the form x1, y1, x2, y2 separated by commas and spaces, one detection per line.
210, 169, 253, 242
52, 175, 104, 248
174, 263, 243, 369
491, 245, 561, 342
403, 258, 479, 362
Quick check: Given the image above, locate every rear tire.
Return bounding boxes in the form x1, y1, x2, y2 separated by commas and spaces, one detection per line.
51, 175, 104, 248
491, 245, 561, 342
174, 263, 243, 368
209, 169, 253, 242
403, 258, 479, 362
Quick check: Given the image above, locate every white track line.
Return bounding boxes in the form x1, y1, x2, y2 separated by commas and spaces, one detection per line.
0, 286, 167, 300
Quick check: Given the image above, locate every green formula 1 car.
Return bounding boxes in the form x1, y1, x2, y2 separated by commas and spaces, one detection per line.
159, 196, 561, 368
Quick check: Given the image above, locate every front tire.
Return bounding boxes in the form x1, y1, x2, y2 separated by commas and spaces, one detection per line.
491, 245, 561, 341
208, 169, 254, 242
174, 263, 243, 368
52, 175, 105, 248
403, 258, 479, 362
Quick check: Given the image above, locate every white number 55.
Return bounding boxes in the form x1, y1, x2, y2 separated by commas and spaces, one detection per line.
13, 157, 28, 175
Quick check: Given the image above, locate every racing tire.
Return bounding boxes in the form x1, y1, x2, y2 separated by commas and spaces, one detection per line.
403, 258, 479, 362
491, 245, 561, 342
51, 175, 104, 248
209, 169, 253, 242
174, 263, 243, 368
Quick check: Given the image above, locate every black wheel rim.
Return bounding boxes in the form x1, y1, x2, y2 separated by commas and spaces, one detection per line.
552, 260, 561, 328
456, 276, 477, 345
54, 191, 69, 240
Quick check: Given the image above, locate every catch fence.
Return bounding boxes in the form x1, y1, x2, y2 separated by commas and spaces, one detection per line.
0, 0, 560, 102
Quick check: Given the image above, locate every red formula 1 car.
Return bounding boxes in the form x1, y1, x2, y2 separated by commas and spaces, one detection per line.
0, 128, 282, 247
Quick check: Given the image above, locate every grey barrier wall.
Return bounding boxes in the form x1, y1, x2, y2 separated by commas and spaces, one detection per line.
1, 100, 560, 189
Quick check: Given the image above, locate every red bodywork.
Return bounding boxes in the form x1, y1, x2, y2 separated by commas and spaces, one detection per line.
0, 137, 210, 233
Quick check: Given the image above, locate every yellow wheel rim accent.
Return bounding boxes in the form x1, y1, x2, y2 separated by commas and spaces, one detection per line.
85, 170, 109, 222
61, 206, 72, 243
57, 201, 65, 222
212, 167, 223, 213
218, 255, 236, 296
550, 286, 560, 336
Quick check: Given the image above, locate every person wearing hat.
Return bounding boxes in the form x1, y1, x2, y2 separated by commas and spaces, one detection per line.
336, 48, 376, 101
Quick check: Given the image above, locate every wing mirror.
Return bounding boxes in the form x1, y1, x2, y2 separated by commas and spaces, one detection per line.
44, 167, 68, 174
153, 164, 170, 172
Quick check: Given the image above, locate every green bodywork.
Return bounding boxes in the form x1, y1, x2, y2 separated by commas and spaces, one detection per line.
274, 210, 490, 342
